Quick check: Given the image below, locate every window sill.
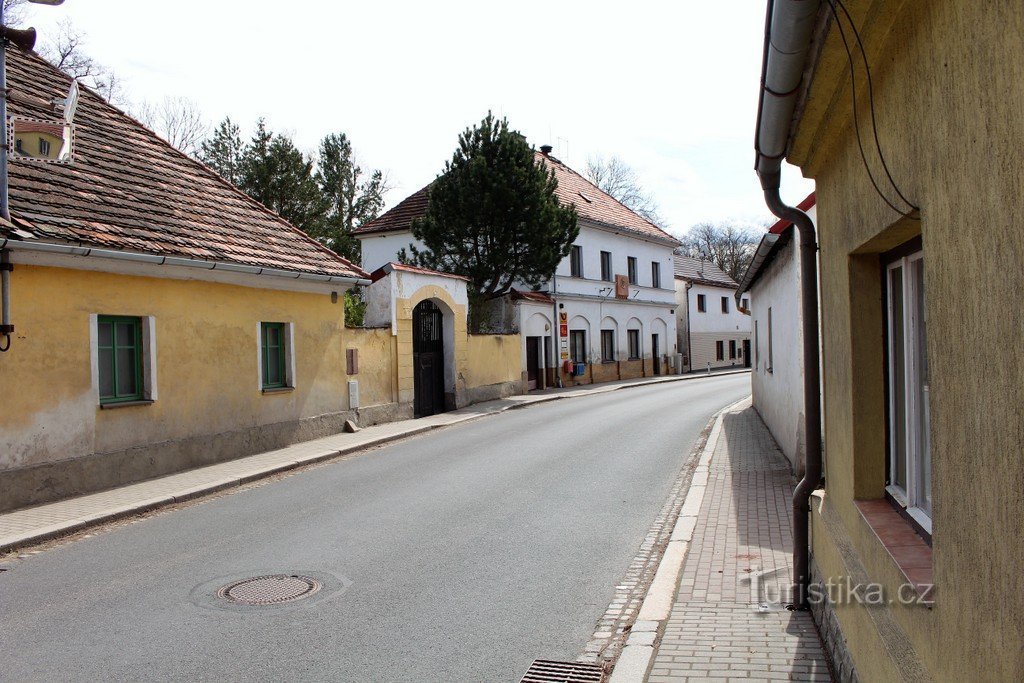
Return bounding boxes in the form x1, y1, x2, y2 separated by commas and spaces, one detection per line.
261, 386, 295, 394
100, 399, 154, 410
854, 499, 934, 605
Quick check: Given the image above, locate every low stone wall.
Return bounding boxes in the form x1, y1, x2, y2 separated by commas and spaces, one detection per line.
619, 358, 645, 380
591, 361, 620, 384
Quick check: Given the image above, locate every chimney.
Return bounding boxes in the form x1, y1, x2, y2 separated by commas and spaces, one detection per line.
540, 144, 553, 156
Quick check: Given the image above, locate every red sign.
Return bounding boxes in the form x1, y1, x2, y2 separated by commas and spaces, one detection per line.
615, 274, 629, 299
559, 312, 568, 324
559, 324, 568, 337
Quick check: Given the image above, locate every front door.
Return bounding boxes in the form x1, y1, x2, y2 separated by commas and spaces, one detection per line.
526, 336, 540, 390
413, 300, 445, 417
652, 334, 661, 375
743, 339, 752, 368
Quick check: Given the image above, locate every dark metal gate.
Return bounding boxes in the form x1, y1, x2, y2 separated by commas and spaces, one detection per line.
413, 300, 445, 417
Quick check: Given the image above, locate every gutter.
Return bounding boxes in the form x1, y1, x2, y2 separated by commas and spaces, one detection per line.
736, 231, 783, 298
0, 238, 372, 286
754, 0, 824, 608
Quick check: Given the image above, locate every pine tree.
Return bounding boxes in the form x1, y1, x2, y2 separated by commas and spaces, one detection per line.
311, 133, 389, 263
237, 119, 324, 234
200, 117, 244, 184
408, 113, 578, 298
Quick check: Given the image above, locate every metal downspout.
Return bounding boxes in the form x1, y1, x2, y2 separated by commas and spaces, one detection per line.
764, 181, 822, 608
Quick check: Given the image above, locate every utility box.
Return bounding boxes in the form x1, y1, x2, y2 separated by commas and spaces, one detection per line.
348, 380, 359, 409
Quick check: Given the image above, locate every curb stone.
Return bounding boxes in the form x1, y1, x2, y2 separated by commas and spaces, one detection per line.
607, 395, 750, 683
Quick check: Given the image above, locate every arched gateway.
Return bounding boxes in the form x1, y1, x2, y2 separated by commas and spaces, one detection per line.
413, 299, 446, 417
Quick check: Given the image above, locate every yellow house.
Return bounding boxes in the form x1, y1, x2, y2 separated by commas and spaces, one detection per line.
0, 48, 521, 513
755, 1, 1024, 680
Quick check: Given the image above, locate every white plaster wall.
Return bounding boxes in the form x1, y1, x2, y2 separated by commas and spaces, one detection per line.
687, 283, 750, 334
556, 297, 677, 363
358, 231, 423, 272
750, 234, 804, 473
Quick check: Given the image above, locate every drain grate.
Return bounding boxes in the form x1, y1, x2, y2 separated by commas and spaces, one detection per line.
520, 659, 604, 683
217, 574, 321, 605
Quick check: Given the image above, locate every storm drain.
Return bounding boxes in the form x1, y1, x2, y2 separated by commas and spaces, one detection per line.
520, 659, 605, 683
216, 574, 322, 606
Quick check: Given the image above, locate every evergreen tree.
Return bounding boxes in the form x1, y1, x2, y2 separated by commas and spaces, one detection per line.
407, 113, 578, 298
238, 119, 324, 233
200, 116, 244, 184
311, 133, 389, 263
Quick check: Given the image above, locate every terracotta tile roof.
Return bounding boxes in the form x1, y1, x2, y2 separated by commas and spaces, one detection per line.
0, 47, 367, 280
369, 261, 471, 283
354, 186, 429, 235
510, 288, 554, 304
353, 151, 681, 246
673, 254, 738, 289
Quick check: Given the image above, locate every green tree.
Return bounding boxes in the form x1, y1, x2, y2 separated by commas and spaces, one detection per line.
200, 116, 244, 184
407, 113, 578, 299
311, 132, 389, 262
238, 119, 324, 233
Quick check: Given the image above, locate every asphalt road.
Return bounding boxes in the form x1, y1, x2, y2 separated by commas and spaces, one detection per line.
0, 374, 750, 682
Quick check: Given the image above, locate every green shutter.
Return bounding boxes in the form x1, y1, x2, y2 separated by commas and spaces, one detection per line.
97, 315, 143, 404
261, 322, 287, 389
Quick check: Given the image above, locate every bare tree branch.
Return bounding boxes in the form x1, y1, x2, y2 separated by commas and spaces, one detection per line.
678, 220, 764, 282
585, 155, 665, 228
135, 96, 209, 158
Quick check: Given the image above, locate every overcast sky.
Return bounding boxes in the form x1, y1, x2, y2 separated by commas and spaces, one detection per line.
22, 0, 813, 237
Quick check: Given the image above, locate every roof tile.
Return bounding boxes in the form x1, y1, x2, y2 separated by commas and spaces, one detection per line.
2, 47, 367, 280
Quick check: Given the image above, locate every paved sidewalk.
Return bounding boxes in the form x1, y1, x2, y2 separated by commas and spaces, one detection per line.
645, 400, 831, 682
0, 368, 749, 554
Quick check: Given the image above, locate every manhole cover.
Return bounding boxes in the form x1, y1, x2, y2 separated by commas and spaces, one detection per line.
217, 574, 321, 605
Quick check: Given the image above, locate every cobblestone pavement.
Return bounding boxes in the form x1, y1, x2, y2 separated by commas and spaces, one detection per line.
646, 401, 832, 682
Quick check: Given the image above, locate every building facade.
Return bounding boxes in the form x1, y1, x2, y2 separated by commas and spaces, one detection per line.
754, 1, 1024, 680
674, 254, 750, 373
737, 195, 816, 474
354, 148, 681, 389
0, 48, 520, 512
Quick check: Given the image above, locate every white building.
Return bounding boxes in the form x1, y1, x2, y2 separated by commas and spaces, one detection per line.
735, 193, 816, 473
354, 147, 681, 389
674, 255, 750, 373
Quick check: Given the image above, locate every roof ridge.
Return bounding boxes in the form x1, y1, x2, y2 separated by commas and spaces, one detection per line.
16, 47, 366, 278
536, 151, 678, 243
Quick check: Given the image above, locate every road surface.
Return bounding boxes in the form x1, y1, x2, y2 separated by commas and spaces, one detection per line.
0, 374, 750, 682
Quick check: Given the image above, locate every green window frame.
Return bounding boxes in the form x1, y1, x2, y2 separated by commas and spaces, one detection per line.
261, 322, 288, 389
97, 315, 143, 404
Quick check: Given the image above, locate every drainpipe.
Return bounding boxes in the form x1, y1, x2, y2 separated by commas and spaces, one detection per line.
0, 249, 11, 351
754, 0, 824, 607
551, 274, 562, 388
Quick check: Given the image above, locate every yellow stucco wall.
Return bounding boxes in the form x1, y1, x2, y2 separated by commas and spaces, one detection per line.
464, 334, 520, 388
346, 327, 397, 408
1, 264, 352, 472
790, 1, 1024, 679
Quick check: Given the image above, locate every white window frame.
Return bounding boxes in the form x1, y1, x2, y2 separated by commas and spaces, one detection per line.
885, 251, 931, 531
257, 321, 296, 392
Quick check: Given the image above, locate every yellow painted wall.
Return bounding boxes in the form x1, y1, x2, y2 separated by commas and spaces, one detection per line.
346, 327, 397, 408
790, 1, 1024, 679
1, 264, 351, 472
464, 334, 520, 388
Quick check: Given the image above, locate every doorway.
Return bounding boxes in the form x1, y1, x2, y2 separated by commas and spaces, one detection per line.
743, 339, 751, 368
526, 336, 540, 390
652, 334, 661, 376
413, 300, 445, 417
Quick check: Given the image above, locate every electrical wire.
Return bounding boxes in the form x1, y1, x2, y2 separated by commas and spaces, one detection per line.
835, 0, 919, 213
826, 0, 920, 220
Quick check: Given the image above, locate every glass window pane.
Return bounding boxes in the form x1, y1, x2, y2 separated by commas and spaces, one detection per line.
116, 346, 137, 396
115, 321, 134, 347
98, 321, 113, 347
890, 266, 907, 491
266, 350, 281, 384
99, 347, 114, 397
